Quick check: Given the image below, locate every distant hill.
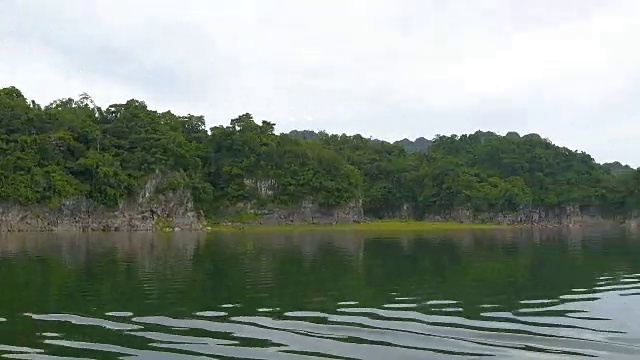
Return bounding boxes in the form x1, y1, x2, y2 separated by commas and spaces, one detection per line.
602, 161, 636, 175
288, 128, 637, 185
287, 130, 544, 154
287, 130, 320, 141
3, 84, 639, 227
393, 137, 432, 153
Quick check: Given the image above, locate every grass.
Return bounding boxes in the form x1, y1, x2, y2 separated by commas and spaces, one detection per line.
205, 219, 509, 233
154, 216, 174, 232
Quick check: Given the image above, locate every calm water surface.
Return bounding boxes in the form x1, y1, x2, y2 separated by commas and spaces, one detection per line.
1, 227, 639, 359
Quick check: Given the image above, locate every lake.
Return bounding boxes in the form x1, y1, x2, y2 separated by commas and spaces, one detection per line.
1, 227, 639, 359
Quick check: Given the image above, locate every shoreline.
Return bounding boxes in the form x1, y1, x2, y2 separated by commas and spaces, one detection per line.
1, 220, 633, 234
204, 220, 513, 232
203, 219, 636, 233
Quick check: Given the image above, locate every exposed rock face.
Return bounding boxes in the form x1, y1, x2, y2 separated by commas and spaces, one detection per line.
0, 176, 365, 231
243, 179, 277, 197
238, 179, 365, 224
222, 198, 365, 225
256, 198, 364, 224
375, 202, 414, 220
0, 174, 202, 232
425, 206, 632, 227
8, 171, 634, 231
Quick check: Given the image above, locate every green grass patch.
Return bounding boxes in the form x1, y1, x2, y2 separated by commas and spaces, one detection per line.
154, 216, 174, 232
205, 220, 509, 233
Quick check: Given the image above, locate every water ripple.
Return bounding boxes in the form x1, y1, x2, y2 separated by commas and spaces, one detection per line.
2, 230, 640, 359
25, 314, 142, 331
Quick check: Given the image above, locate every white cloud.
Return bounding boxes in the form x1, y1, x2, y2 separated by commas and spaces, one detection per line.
0, 39, 139, 106
1, 0, 640, 166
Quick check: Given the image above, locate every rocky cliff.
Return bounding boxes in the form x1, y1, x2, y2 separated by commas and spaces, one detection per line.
0, 174, 202, 232
250, 198, 365, 224
0, 176, 366, 231
425, 205, 636, 227
218, 179, 365, 225
4, 172, 633, 231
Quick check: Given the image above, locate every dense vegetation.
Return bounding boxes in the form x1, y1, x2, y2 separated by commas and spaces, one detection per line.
0, 86, 638, 220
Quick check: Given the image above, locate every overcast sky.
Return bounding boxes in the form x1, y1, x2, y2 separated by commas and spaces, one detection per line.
1, 0, 639, 166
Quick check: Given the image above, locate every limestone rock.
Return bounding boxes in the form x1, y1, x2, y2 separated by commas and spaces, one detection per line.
0, 173, 202, 232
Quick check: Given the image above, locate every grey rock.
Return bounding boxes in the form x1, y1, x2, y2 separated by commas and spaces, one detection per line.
424, 205, 636, 227
0, 173, 202, 232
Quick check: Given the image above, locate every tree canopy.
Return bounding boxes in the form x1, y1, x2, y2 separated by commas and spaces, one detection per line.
0, 86, 638, 219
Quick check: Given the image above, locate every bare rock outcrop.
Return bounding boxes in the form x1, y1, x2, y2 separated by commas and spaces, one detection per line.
0, 173, 202, 232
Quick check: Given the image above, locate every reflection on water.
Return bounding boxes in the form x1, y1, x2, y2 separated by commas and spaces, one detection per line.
1, 227, 640, 359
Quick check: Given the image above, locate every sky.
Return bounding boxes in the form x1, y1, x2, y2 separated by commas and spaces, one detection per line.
1, 0, 639, 166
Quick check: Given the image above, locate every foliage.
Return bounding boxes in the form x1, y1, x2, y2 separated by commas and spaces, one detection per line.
154, 215, 174, 231
0, 86, 638, 219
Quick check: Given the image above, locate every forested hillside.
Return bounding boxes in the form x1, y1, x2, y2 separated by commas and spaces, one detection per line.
1, 86, 638, 221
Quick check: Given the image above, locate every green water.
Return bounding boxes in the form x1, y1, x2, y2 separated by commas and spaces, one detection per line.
1, 227, 639, 359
